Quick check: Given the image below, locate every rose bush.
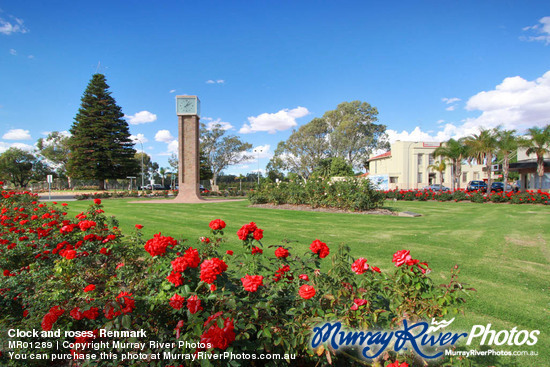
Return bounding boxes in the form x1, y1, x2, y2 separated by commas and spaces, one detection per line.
383, 188, 549, 205
0, 191, 473, 366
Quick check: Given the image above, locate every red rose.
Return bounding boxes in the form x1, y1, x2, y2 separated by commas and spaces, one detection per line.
310, 239, 329, 259
253, 228, 263, 240
187, 295, 203, 314
169, 293, 185, 310
370, 266, 381, 273
275, 247, 290, 258
183, 247, 200, 268
298, 284, 316, 299
392, 250, 412, 267
116, 292, 135, 314
41, 306, 65, 331
200, 317, 235, 350
209, 219, 226, 231
70, 307, 83, 320
251, 246, 263, 255
199, 258, 228, 284
237, 222, 262, 241
351, 258, 369, 274
93, 198, 101, 205
241, 274, 264, 292
226, 250, 234, 255
387, 361, 409, 367
299, 274, 309, 281
350, 299, 369, 311
166, 271, 183, 287
82, 307, 99, 320
144, 233, 177, 257
64, 250, 76, 260
83, 284, 96, 292
135, 224, 143, 229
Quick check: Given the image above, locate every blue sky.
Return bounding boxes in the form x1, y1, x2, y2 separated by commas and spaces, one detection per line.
1, 1, 550, 175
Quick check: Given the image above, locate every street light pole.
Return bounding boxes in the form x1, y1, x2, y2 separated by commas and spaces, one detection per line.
138, 140, 145, 191
253, 148, 260, 186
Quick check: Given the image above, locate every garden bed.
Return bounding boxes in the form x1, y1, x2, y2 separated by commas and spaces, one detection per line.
249, 203, 395, 215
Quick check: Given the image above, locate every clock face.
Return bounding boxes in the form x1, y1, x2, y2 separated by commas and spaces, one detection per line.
176, 96, 200, 116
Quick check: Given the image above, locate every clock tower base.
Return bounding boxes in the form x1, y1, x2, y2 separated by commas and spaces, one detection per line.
173, 114, 205, 203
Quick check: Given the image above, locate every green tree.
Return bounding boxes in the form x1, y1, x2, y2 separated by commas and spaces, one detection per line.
269, 118, 329, 179
433, 138, 468, 190
323, 101, 389, 168
36, 131, 72, 188
269, 102, 389, 179
464, 129, 498, 192
524, 125, 550, 189
200, 123, 252, 186
67, 74, 138, 190
313, 157, 354, 178
428, 159, 447, 188
0, 148, 52, 188
495, 128, 524, 193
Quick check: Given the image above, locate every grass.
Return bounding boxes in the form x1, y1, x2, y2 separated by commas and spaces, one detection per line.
63, 197, 549, 366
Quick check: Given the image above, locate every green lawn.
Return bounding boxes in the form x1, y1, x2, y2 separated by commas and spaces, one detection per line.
63, 198, 549, 366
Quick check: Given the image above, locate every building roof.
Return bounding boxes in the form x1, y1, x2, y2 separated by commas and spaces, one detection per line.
509, 159, 550, 171
368, 151, 391, 161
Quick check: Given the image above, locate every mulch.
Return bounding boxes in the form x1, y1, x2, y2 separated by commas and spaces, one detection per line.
248, 203, 395, 215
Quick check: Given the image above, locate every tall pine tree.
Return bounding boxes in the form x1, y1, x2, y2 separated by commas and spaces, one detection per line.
67, 74, 138, 190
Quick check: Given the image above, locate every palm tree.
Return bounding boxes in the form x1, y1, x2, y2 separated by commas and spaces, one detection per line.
159, 167, 167, 187
428, 159, 447, 188
495, 128, 523, 193
235, 174, 245, 191
433, 138, 468, 191
524, 125, 550, 190
464, 129, 498, 193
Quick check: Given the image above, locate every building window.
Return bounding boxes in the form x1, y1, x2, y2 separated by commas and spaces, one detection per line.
417, 154, 423, 166
417, 172, 422, 183
462, 172, 467, 182
474, 172, 479, 180
390, 176, 398, 183
429, 154, 434, 165
374, 161, 377, 173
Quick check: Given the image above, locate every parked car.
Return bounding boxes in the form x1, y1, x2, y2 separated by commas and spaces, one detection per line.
467, 180, 487, 192
141, 184, 165, 190
174, 184, 208, 193
422, 184, 450, 192
490, 182, 513, 192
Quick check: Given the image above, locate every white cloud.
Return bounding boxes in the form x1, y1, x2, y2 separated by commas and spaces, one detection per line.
0, 142, 34, 153
124, 110, 157, 125
240, 106, 310, 134
130, 133, 148, 144
169, 89, 176, 93
384, 70, 550, 149
445, 105, 456, 111
204, 118, 233, 131
0, 16, 28, 35
155, 130, 175, 143
206, 80, 224, 84
9, 48, 16, 55
3, 128, 31, 140
238, 144, 273, 164
521, 16, 550, 45
442, 97, 461, 104
464, 70, 550, 131
167, 140, 178, 154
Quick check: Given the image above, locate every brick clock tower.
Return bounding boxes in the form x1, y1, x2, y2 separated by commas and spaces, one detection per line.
174, 95, 204, 202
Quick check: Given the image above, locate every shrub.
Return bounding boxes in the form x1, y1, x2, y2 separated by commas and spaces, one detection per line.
0, 191, 471, 366
250, 178, 385, 211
